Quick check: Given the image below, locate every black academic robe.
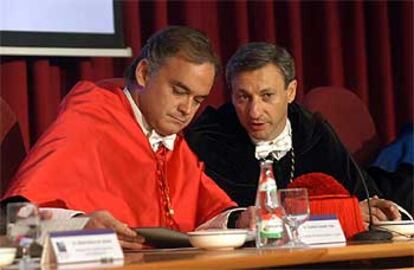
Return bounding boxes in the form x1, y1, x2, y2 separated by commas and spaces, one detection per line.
186, 102, 381, 207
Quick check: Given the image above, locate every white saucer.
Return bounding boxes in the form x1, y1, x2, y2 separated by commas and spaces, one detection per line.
0, 247, 17, 267
187, 229, 249, 250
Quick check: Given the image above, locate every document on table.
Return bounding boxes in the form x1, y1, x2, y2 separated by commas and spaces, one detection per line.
38, 217, 89, 245
375, 220, 414, 240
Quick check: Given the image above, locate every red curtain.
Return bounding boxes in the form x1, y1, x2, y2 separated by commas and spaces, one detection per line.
0, 0, 412, 149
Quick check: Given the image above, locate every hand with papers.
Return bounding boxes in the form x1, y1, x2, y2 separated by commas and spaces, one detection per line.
359, 195, 401, 228
83, 211, 145, 249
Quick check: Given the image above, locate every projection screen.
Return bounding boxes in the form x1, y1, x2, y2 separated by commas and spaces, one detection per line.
0, 0, 131, 57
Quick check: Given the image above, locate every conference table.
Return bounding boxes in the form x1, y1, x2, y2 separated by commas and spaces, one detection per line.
2, 237, 413, 269
53, 240, 413, 269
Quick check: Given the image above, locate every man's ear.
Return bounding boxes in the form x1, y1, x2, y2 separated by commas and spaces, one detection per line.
135, 59, 150, 87
286, 80, 297, 103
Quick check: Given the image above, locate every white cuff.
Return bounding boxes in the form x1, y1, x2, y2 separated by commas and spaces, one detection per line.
40, 207, 84, 219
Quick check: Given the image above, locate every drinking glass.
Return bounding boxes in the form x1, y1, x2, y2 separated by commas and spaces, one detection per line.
278, 188, 310, 248
7, 202, 40, 267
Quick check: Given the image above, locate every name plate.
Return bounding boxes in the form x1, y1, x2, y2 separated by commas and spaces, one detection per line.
41, 229, 124, 265
298, 215, 346, 245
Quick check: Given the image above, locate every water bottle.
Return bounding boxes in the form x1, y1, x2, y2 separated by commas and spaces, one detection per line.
255, 159, 286, 248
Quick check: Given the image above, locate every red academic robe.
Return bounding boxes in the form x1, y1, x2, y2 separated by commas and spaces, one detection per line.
3, 80, 236, 232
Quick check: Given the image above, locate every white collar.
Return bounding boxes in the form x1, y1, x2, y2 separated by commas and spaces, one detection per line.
123, 88, 176, 151
254, 119, 292, 160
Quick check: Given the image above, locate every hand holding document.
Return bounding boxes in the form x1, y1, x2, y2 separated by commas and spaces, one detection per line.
83, 211, 145, 249
372, 202, 414, 240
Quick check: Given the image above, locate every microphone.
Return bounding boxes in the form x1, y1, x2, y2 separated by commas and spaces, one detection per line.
314, 112, 392, 241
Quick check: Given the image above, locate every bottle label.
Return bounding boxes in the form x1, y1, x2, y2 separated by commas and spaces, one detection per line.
258, 179, 276, 192
259, 215, 283, 239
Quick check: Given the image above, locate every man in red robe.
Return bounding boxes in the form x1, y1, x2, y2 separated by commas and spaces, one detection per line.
2, 26, 254, 248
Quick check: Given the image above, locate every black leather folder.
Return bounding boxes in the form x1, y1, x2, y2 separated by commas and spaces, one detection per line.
134, 227, 191, 248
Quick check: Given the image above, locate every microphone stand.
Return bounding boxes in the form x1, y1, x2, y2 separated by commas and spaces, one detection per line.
349, 154, 393, 241
316, 113, 392, 241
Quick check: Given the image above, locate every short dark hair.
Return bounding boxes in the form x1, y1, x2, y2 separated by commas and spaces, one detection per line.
125, 25, 221, 90
225, 42, 295, 88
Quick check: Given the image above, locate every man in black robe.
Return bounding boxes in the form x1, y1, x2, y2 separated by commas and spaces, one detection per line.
186, 42, 400, 223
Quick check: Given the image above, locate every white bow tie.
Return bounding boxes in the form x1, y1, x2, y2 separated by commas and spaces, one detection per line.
254, 120, 292, 160
148, 132, 176, 152
255, 140, 292, 160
